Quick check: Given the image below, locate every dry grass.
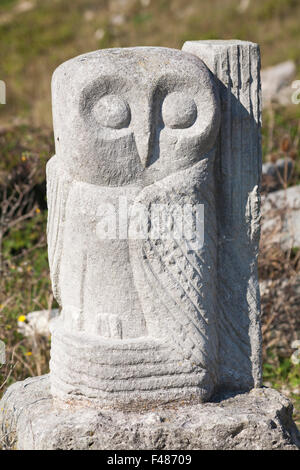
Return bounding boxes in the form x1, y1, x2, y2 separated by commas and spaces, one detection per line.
259, 203, 300, 357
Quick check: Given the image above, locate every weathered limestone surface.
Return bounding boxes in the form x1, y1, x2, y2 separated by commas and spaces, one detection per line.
1, 375, 299, 450
48, 46, 222, 405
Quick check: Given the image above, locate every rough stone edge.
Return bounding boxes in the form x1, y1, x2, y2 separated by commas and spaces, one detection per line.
183, 40, 262, 391
0, 375, 299, 450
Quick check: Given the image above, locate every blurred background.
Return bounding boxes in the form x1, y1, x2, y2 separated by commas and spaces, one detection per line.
0, 0, 299, 426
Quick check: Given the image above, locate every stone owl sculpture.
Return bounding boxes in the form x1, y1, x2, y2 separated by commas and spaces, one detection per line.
47, 47, 221, 405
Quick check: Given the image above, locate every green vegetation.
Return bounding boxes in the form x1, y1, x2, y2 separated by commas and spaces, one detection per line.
0, 0, 300, 127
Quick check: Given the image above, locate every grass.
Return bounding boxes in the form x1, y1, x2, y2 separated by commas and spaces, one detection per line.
263, 351, 300, 425
0, 0, 300, 127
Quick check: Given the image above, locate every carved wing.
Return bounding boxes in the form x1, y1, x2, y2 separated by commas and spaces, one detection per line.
46, 156, 71, 305
129, 162, 218, 381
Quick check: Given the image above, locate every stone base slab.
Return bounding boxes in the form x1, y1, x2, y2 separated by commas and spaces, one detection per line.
0, 375, 299, 450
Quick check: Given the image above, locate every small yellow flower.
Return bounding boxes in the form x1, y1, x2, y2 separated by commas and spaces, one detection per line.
25, 352, 32, 356
35, 207, 40, 214
18, 315, 26, 323
0, 304, 3, 309
21, 155, 27, 162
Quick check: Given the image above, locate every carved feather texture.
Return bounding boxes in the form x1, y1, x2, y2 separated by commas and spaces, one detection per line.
129, 161, 219, 383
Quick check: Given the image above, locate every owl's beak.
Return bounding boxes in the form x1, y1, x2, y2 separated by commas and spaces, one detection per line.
135, 132, 151, 168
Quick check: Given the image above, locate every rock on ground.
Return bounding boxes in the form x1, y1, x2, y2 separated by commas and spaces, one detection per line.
0, 375, 299, 450
261, 60, 296, 108
261, 185, 300, 250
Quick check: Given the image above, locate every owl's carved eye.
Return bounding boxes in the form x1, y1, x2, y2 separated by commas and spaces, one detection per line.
93, 95, 131, 129
162, 92, 197, 129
